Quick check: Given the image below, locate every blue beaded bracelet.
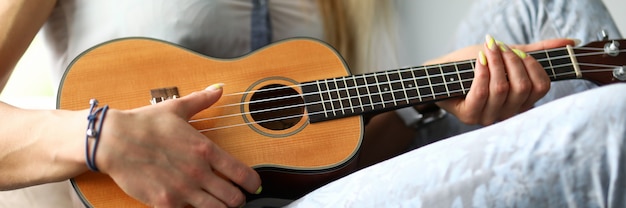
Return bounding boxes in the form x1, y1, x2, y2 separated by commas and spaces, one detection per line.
85, 99, 109, 172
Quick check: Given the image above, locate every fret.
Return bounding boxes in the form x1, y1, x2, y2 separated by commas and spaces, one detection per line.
329, 78, 346, 115
397, 69, 410, 104
438, 64, 451, 97
547, 49, 577, 80
348, 76, 364, 112
388, 70, 407, 106
543, 50, 554, 73
531, 51, 556, 79
324, 79, 340, 116
458, 61, 475, 95
453, 62, 466, 94
337, 77, 356, 114
460, 61, 475, 93
410, 67, 423, 102
382, 71, 399, 106
301, 80, 331, 122
440, 63, 463, 96
530, 49, 576, 81
333, 77, 347, 114
314, 80, 327, 118
300, 80, 325, 119
342, 78, 354, 113
356, 74, 374, 111
318, 80, 334, 117
366, 74, 384, 110
412, 67, 432, 102
423, 67, 435, 99
374, 73, 389, 108
426, 66, 445, 99
400, 68, 420, 104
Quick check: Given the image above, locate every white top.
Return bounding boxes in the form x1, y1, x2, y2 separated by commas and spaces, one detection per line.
44, 0, 324, 88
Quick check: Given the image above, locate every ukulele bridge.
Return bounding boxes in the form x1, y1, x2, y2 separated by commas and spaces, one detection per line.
150, 87, 179, 104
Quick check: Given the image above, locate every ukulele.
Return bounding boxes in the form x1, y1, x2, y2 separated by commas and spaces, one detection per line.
58, 37, 626, 207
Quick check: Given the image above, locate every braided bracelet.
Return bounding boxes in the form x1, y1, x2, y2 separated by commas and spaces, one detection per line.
85, 99, 109, 172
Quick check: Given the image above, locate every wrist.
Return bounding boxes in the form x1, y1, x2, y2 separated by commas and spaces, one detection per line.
38, 109, 90, 179
92, 108, 128, 174
83, 99, 110, 172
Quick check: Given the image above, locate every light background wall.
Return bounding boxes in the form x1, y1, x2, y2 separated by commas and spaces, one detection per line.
604, 0, 626, 34
398, 0, 626, 67
1, 0, 625, 101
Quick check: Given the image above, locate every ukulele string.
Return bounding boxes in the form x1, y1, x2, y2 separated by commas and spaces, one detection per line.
191, 49, 623, 125
209, 48, 620, 113
213, 47, 621, 109
215, 45, 587, 100
191, 48, 625, 132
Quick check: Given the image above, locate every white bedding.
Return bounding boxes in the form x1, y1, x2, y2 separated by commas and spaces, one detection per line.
287, 84, 626, 207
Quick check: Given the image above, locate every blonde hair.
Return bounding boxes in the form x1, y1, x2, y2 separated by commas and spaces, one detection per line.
318, 0, 397, 74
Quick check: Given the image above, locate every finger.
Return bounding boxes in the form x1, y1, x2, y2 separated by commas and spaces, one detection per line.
517, 53, 551, 110
187, 177, 242, 208
203, 140, 262, 195
481, 35, 509, 125
187, 193, 226, 208
443, 50, 490, 124
514, 38, 578, 52
497, 48, 532, 119
179, 145, 247, 207
197, 171, 246, 207
169, 83, 224, 119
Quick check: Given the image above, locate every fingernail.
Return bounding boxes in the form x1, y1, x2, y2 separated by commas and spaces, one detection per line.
485, 34, 496, 50
478, 50, 487, 66
496, 40, 508, 52
512, 49, 527, 59
205, 83, 224, 91
255, 186, 263, 195
567, 38, 581, 46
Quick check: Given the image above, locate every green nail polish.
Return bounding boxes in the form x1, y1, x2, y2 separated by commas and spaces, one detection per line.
512, 49, 527, 59
496, 41, 508, 52
255, 186, 263, 194
485, 35, 496, 50
478, 50, 487, 66
205, 83, 224, 91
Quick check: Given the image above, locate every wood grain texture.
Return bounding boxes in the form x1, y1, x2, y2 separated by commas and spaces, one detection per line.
59, 38, 363, 207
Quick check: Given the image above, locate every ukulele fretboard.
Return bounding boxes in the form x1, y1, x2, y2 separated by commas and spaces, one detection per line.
302, 46, 578, 123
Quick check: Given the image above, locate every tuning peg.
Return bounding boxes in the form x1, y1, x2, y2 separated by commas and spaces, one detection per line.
598, 30, 609, 41
614, 66, 626, 81
604, 40, 620, 57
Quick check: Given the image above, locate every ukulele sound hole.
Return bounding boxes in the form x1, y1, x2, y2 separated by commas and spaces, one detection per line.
249, 84, 304, 130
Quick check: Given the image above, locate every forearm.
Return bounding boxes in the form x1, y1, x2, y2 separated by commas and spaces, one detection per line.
0, 101, 87, 190
0, 0, 56, 89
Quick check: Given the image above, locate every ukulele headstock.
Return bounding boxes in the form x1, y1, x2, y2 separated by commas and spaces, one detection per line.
573, 38, 626, 85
